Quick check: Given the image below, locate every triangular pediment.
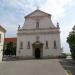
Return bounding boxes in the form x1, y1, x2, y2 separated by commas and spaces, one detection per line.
25, 9, 51, 18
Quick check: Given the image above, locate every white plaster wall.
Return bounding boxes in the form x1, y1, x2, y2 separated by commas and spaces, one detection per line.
17, 35, 34, 58
17, 33, 61, 58
0, 31, 4, 61
22, 17, 55, 29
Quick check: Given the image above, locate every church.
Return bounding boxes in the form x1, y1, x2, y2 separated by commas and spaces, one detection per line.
16, 9, 61, 59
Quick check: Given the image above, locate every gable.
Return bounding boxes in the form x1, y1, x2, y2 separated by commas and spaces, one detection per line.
25, 10, 51, 18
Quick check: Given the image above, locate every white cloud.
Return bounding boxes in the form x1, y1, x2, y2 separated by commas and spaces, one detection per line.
40, 0, 72, 21
1, 0, 72, 20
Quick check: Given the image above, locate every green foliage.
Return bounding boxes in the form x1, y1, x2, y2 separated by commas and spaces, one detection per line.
3, 42, 16, 56
59, 53, 67, 59
67, 30, 75, 60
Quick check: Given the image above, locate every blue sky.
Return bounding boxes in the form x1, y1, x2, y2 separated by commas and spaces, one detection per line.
0, 0, 75, 53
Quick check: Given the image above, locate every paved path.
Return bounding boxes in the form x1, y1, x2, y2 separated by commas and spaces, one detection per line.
0, 59, 66, 75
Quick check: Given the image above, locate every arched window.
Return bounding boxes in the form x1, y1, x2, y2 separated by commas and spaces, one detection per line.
45, 41, 49, 49
36, 21, 39, 28
27, 41, 30, 49
20, 41, 23, 49
54, 40, 57, 49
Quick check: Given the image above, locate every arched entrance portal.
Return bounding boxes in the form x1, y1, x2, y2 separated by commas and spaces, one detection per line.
32, 41, 43, 59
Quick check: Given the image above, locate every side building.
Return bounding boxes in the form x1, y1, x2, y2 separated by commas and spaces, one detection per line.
0, 25, 6, 61
4, 38, 17, 56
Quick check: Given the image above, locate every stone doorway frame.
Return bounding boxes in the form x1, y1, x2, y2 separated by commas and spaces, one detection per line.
32, 41, 43, 58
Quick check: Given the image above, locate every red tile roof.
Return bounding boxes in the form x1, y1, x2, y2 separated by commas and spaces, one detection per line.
5, 38, 17, 43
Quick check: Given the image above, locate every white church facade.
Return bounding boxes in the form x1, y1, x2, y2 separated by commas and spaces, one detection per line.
16, 9, 61, 59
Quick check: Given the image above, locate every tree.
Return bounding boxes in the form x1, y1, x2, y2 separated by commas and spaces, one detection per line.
67, 26, 75, 60
3, 42, 16, 56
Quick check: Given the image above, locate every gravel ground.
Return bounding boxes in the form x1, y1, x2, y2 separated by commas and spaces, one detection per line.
60, 59, 75, 75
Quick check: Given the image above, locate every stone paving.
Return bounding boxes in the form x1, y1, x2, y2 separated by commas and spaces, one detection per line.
0, 59, 66, 75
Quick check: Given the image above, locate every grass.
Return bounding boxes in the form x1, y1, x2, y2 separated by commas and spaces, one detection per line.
59, 59, 73, 75
67, 70, 72, 75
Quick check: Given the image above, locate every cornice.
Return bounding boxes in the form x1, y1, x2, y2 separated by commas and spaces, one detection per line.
18, 27, 59, 31
17, 31, 60, 36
